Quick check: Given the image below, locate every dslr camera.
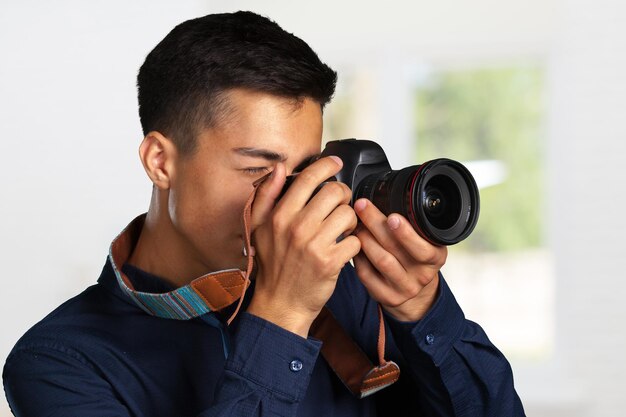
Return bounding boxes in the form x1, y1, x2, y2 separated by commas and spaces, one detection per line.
284, 139, 480, 246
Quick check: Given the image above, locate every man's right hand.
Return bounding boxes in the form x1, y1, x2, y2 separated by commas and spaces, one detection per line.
246, 156, 361, 338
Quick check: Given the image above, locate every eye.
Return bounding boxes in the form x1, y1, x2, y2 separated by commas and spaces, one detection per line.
242, 167, 269, 175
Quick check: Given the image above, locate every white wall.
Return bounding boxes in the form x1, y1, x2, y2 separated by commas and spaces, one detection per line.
547, 1, 626, 415
0, 3, 209, 416
1, 1, 625, 416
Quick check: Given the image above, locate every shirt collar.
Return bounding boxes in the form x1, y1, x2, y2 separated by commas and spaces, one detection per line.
121, 263, 176, 294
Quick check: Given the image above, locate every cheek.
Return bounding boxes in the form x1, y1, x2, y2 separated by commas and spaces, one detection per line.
169, 177, 252, 241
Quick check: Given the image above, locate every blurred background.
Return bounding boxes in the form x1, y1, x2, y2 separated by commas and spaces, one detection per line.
1, 0, 625, 415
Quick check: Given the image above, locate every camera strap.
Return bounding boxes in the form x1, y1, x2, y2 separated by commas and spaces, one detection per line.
109, 180, 400, 398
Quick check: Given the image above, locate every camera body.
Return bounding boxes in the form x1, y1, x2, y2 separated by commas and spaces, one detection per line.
285, 139, 480, 246
319, 139, 393, 202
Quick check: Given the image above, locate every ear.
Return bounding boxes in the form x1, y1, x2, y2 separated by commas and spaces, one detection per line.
138, 131, 177, 190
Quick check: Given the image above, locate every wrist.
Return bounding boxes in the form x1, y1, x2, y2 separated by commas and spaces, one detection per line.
247, 297, 314, 338
383, 274, 440, 322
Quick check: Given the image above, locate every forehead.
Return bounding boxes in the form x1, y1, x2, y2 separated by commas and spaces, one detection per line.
204, 89, 323, 166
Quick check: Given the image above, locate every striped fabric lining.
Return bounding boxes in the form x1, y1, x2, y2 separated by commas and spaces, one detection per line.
109, 253, 212, 320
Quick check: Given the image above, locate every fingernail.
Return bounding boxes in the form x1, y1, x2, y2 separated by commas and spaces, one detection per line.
329, 155, 343, 167
387, 215, 400, 230
354, 199, 367, 211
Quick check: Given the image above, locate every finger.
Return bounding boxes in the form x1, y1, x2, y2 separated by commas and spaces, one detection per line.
300, 181, 352, 225
250, 162, 286, 231
317, 203, 358, 245
356, 227, 418, 295
353, 198, 413, 265
353, 252, 404, 307
278, 156, 343, 212
386, 213, 447, 267
333, 235, 362, 265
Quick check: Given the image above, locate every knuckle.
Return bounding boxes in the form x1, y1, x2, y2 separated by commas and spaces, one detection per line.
355, 263, 372, 280
312, 251, 333, 275
271, 213, 288, 234
416, 269, 438, 286
422, 247, 441, 265
375, 252, 396, 271
338, 182, 352, 200
289, 221, 307, 241
417, 274, 432, 286
304, 238, 316, 253
337, 203, 356, 220
323, 181, 346, 201
405, 283, 421, 299
350, 214, 359, 231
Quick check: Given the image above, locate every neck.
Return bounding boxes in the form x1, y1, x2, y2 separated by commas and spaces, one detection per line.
128, 190, 208, 288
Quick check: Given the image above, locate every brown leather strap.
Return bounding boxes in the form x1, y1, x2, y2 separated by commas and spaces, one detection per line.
224, 180, 258, 325
310, 307, 400, 398
191, 271, 249, 311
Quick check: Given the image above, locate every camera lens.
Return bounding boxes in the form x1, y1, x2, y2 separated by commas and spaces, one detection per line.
355, 159, 479, 245
423, 175, 461, 230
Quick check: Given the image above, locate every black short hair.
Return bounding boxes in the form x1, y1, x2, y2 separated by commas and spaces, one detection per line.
137, 11, 337, 154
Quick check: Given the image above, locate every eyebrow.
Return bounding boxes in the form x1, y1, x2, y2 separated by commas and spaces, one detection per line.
232, 147, 287, 162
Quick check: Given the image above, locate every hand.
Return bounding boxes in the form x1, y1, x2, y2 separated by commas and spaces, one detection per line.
246, 157, 361, 337
352, 198, 447, 322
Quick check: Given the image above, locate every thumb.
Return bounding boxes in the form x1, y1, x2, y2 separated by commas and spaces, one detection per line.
250, 162, 286, 231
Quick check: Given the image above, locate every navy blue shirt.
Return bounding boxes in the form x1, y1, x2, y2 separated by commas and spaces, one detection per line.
3, 258, 525, 416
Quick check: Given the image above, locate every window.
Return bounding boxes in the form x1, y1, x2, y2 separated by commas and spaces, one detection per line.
325, 64, 554, 360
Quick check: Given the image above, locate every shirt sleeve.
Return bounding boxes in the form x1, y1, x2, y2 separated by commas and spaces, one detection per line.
3, 314, 321, 417
203, 312, 322, 417
383, 274, 526, 417
3, 344, 134, 417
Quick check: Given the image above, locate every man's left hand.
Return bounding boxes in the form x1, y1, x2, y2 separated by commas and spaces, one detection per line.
352, 198, 448, 322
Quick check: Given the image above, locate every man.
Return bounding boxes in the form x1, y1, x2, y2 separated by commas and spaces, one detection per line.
3, 11, 525, 416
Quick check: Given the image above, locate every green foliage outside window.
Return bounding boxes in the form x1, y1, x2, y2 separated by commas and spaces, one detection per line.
415, 67, 545, 252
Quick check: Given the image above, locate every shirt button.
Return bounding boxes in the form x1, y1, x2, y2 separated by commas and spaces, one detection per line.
290, 359, 303, 372
425, 333, 436, 345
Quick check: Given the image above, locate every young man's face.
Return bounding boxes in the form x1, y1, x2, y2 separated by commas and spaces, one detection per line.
167, 89, 323, 276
